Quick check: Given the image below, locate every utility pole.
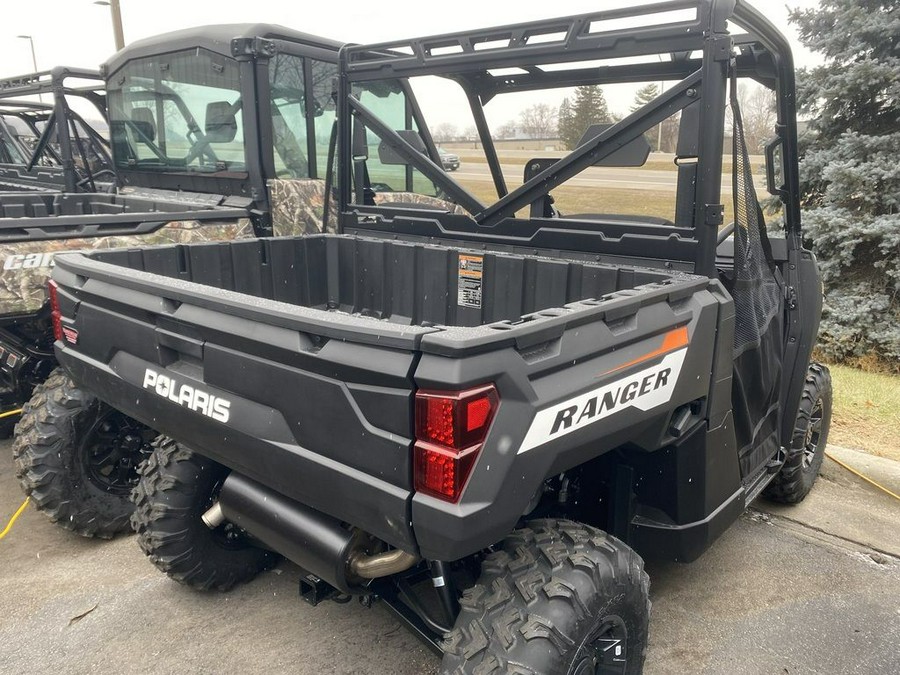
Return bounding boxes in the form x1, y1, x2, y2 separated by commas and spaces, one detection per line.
16, 35, 42, 103
94, 0, 125, 51
657, 81, 665, 152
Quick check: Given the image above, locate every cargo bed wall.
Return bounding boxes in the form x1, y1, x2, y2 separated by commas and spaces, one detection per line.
0, 219, 254, 316
90, 234, 678, 328
0, 192, 231, 220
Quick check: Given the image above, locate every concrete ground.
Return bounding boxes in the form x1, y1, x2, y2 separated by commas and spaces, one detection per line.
1, 443, 898, 675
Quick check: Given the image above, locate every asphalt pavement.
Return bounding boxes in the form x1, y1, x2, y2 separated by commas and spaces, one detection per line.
1, 442, 898, 675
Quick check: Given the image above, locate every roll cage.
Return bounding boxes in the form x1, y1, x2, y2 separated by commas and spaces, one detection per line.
0, 67, 111, 192
337, 0, 801, 278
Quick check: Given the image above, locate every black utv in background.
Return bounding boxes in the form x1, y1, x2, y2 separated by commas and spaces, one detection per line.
9, 24, 346, 537
51, 1, 832, 672
0, 67, 112, 193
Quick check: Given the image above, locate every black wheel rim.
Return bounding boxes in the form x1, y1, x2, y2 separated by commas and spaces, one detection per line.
571, 615, 629, 675
80, 409, 154, 495
802, 398, 824, 470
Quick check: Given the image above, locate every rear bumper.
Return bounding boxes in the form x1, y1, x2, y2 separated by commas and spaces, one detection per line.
56, 346, 419, 554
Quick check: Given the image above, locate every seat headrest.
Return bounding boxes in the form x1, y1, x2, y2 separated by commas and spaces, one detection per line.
130, 107, 156, 142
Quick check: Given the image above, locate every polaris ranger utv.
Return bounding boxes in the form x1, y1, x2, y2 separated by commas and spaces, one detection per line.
10, 24, 345, 537
50, 0, 832, 671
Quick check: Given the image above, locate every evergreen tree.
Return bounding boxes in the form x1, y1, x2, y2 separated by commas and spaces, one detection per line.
790, 0, 900, 367
558, 86, 612, 150
630, 84, 658, 113
631, 84, 660, 151
557, 97, 574, 148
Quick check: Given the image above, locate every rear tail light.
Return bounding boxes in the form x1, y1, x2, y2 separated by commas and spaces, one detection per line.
48, 280, 63, 342
414, 384, 498, 502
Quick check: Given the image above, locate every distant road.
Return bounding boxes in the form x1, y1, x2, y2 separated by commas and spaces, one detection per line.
452, 163, 702, 193
448, 151, 767, 194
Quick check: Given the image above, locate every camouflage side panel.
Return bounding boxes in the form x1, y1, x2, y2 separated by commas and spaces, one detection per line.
268, 180, 471, 238
268, 178, 336, 237
374, 192, 470, 216
0, 218, 253, 316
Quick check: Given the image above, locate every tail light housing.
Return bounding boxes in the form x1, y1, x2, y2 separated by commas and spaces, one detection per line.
414, 384, 498, 503
48, 280, 63, 342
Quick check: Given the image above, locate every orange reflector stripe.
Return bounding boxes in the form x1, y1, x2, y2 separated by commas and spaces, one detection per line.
600, 326, 689, 377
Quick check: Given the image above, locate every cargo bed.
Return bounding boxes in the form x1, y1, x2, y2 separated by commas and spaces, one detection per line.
66, 232, 704, 349
53, 232, 717, 557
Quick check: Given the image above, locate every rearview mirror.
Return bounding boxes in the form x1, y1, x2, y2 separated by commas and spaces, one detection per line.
205, 101, 237, 143
377, 129, 427, 165
578, 124, 651, 167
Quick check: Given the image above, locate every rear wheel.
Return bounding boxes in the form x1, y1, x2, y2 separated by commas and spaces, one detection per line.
131, 436, 278, 591
12, 368, 154, 538
441, 519, 650, 675
765, 362, 833, 503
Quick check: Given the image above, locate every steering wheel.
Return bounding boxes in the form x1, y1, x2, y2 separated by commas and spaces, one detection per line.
182, 128, 220, 166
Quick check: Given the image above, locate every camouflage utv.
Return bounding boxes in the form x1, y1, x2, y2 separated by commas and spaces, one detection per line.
9, 24, 344, 537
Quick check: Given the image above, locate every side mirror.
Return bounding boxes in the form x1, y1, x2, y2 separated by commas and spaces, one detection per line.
205, 101, 237, 143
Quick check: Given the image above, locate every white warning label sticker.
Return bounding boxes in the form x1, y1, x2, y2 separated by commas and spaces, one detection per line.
457, 254, 483, 309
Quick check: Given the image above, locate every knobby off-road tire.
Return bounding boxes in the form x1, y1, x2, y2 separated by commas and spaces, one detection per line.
131, 437, 278, 591
12, 368, 153, 538
765, 363, 833, 504
441, 519, 650, 675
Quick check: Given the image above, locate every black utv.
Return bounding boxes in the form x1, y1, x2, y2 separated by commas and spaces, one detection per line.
0, 67, 113, 193
50, 1, 832, 672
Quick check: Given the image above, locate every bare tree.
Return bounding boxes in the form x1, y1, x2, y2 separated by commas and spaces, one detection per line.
519, 103, 557, 139
494, 120, 518, 140
433, 122, 459, 143
732, 83, 777, 152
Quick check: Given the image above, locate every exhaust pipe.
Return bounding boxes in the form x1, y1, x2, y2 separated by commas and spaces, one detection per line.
350, 548, 419, 579
201, 501, 225, 529
205, 472, 417, 594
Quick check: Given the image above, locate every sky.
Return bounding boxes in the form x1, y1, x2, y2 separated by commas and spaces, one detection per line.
0, 0, 824, 128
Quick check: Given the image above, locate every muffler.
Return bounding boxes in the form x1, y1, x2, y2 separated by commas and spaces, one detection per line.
208, 472, 417, 594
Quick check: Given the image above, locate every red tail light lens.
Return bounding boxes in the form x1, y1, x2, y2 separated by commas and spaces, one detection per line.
414, 384, 498, 502
48, 280, 63, 342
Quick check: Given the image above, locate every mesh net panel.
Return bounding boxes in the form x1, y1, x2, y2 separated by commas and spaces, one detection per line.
731, 77, 782, 356
729, 72, 785, 479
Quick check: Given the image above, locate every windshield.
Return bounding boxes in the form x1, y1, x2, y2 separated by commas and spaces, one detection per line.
108, 48, 245, 174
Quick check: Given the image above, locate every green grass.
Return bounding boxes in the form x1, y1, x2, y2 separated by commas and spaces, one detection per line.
827, 364, 900, 461
456, 178, 676, 220
451, 149, 735, 176
454, 177, 736, 224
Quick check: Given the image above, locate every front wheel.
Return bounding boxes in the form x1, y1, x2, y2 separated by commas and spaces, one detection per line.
441, 519, 650, 674
765, 362, 833, 504
12, 368, 155, 538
